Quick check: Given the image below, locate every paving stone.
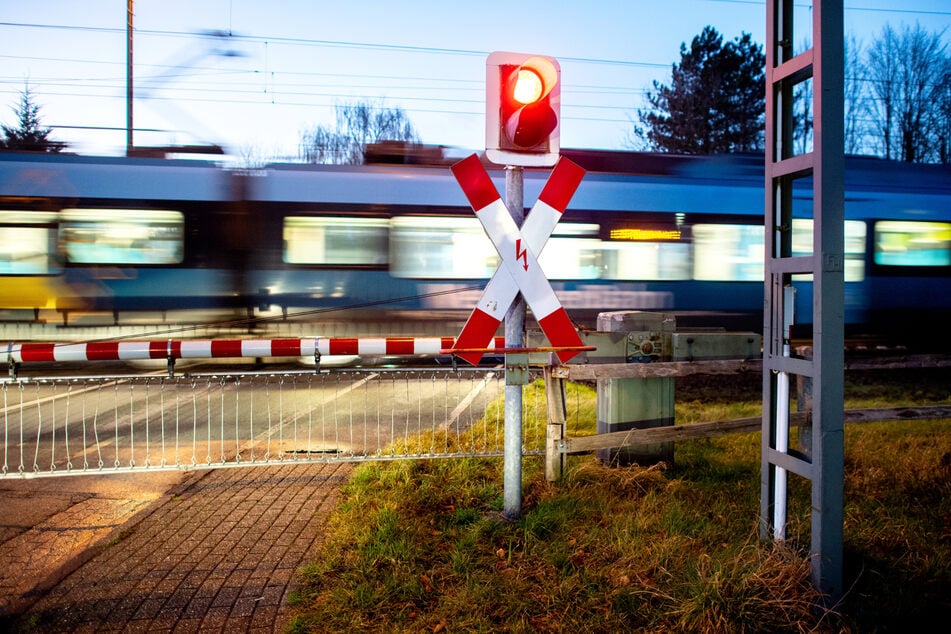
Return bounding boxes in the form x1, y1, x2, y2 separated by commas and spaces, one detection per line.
4, 462, 351, 632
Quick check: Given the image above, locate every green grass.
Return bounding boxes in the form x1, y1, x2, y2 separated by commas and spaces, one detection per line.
288, 368, 951, 633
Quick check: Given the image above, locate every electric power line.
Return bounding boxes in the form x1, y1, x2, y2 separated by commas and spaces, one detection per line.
3, 7, 949, 150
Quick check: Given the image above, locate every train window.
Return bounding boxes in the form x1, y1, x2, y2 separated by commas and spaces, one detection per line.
601, 242, 690, 280
873, 221, 951, 267
844, 221, 868, 281
0, 211, 60, 274
59, 209, 184, 265
602, 223, 689, 280
391, 218, 604, 280
390, 216, 498, 278
538, 224, 603, 279
539, 240, 603, 279
792, 219, 868, 281
283, 217, 388, 265
692, 224, 764, 281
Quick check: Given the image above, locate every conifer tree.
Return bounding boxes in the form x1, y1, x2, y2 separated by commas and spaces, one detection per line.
1, 85, 65, 153
634, 26, 765, 154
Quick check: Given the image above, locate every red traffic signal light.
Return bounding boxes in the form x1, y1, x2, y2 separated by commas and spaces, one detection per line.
486, 52, 560, 166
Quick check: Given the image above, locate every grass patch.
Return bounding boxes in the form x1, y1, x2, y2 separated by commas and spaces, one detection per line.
289, 369, 951, 632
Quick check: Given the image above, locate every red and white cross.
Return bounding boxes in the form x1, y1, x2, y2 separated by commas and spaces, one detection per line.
450, 153, 586, 365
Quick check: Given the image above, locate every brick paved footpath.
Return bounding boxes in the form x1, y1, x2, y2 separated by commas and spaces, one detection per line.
5, 462, 352, 633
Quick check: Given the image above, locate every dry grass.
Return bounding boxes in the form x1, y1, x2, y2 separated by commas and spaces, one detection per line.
289, 368, 951, 633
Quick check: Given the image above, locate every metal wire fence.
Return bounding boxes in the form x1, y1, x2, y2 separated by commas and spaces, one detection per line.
1, 367, 541, 478
0, 369, 503, 476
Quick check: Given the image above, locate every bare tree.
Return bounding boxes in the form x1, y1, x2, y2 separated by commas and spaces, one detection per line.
790, 40, 814, 156
866, 23, 948, 162
866, 26, 900, 159
234, 143, 285, 168
300, 100, 420, 164
792, 79, 813, 155
937, 56, 951, 163
844, 35, 872, 156
790, 36, 872, 157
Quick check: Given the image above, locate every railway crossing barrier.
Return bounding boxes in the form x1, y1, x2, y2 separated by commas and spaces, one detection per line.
6, 336, 503, 378
0, 335, 581, 479
1, 318, 765, 480
4, 329, 945, 488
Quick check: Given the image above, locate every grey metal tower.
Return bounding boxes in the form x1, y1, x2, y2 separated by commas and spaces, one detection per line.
762, 0, 845, 598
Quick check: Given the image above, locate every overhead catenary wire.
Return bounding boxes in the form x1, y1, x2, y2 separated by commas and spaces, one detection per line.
2, 5, 948, 149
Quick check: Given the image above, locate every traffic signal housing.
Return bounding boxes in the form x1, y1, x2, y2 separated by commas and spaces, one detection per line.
486, 52, 560, 166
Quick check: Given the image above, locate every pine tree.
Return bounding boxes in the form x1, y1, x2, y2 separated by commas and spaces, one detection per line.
635, 26, 765, 154
1, 85, 65, 153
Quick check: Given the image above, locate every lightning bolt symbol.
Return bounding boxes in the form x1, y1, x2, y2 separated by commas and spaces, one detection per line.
515, 239, 529, 271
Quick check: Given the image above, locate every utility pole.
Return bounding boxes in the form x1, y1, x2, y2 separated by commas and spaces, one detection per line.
126, 0, 134, 155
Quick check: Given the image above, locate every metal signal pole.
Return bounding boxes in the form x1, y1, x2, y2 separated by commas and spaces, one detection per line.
503, 165, 526, 520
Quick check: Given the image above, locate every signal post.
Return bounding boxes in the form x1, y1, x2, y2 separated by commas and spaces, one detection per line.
489, 51, 562, 520
451, 51, 575, 519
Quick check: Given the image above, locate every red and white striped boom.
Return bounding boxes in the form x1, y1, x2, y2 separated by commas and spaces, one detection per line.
6, 337, 506, 364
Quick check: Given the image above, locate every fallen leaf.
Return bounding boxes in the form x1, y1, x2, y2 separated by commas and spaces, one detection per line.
420, 575, 433, 592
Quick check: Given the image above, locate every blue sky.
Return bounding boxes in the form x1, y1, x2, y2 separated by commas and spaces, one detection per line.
2, 0, 950, 158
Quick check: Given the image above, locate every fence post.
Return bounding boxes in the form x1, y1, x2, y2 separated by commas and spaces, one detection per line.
545, 364, 567, 481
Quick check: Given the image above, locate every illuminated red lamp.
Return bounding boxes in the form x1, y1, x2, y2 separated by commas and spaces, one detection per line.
486, 51, 560, 166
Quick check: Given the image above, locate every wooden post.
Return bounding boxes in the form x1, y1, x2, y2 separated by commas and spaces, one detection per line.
545, 364, 567, 481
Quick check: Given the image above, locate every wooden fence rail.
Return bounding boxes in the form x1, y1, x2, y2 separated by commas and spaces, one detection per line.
562, 354, 951, 382
558, 406, 951, 456
545, 355, 951, 481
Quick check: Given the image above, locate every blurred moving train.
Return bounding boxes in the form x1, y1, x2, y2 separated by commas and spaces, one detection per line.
0, 148, 949, 347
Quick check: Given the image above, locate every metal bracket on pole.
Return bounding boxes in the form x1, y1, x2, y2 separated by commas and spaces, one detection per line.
166, 339, 176, 378
504, 353, 530, 385
6, 343, 18, 379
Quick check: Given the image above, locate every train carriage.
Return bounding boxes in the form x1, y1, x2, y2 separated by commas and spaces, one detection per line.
0, 149, 948, 348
